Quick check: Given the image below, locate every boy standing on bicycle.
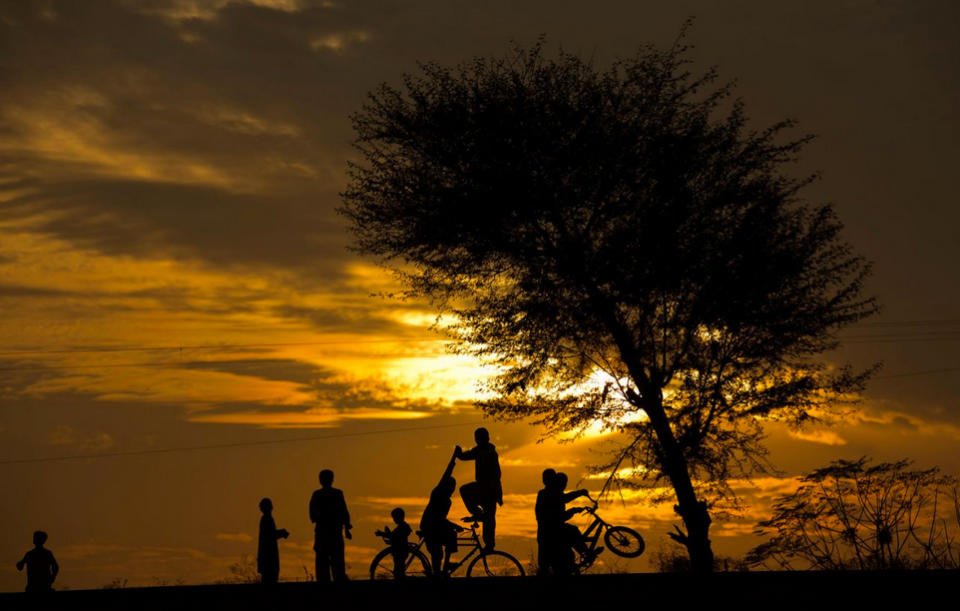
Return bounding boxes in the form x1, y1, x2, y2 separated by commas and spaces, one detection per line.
455, 427, 502, 550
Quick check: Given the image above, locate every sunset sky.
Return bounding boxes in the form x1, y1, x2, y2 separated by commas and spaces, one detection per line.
1, 0, 959, 591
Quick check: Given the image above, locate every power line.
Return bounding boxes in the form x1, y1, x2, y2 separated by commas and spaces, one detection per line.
0, 420, 485, 466
873, 367, 960, 381
0, 317, 955, 358
840, 331, 960, 340
0, 337, 447, 358
842, 337, 960, 345
856, 318, 960, 328
0, 365, 955, 466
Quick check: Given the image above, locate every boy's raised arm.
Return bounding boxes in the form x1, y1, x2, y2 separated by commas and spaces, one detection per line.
439, 450, 457, 483
561, 488, 589, 503
457, 445, 477, 460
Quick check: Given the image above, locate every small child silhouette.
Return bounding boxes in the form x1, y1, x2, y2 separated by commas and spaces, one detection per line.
257, 498, 289, 584
16, 531, 58, 592
377, 507, 412, 579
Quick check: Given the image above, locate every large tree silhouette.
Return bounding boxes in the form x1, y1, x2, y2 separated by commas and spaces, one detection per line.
340, 32, 877, 571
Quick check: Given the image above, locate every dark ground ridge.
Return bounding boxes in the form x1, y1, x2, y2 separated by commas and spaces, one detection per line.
1, 571, 956, 610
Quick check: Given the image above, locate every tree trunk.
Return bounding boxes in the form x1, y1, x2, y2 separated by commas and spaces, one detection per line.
639, 387, 715, 572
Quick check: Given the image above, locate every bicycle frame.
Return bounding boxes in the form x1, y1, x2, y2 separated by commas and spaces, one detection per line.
388, 521, 486, 577
579, 506, 611, 555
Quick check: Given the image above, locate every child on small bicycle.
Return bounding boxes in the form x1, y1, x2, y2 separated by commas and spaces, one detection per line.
376, 507, 412, 579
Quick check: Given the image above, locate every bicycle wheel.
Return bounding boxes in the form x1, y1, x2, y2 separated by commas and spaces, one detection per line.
369, 546, 432, 579
604, 526, 645, 558
465, 551, 525, 578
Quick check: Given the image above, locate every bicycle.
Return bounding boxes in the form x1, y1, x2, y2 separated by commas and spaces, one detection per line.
564, 497, 645, 574
370, 517, 525, 579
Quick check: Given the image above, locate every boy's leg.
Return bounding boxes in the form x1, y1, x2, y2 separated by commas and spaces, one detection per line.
315, 531, 336, 582
564, 524, 587, 554
426, 540, 443, 575
537, 538, 547, 575
315, 549, 329, 582
391, 549, 407, 579
480, 499, 497, 549
261, 567, 279, 584
330, 533, 347, 581
459, 482, 483, 516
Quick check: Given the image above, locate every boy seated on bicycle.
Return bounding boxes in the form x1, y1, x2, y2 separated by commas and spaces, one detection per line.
376, 507, 412, 579
420, 450, 465, 575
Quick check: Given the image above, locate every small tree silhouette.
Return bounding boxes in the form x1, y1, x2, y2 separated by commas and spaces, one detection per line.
217, 554, 261, 584
748, 457, 960, 570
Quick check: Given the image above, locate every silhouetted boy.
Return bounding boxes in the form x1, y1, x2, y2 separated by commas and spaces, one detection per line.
420, 451, 463, 575
455, 427, 502, 550
535, 468, 557, 575
547, 472, 595, 575
257, 498, 289, 584
380, 507, 412, 579
16, 531, 58, 592
309, 469, 352, 582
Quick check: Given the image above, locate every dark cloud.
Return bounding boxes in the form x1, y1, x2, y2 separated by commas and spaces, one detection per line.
0, 284, 85, 298
178, 357, 329, 386
0, 176, 345, 273
271, 303, 424, 336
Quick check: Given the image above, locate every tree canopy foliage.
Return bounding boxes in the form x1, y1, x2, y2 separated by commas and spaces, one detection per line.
340, 29, 877, 571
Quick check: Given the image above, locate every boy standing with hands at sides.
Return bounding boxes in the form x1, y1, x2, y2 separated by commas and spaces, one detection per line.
16, 530, 58, 592
376, 507, 413, 579
257, 498, 289, 584
309, 469, 353, 582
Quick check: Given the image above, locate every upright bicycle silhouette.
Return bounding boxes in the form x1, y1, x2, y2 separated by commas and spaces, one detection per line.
566, 496, 645, 573
371, 516, 525, 579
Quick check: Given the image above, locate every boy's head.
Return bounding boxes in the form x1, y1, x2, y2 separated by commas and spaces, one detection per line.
556, 472, 569, 491
319, 469, 334, 487
391, 507, 405, 524
542, 468, 557, 486
32, 531, 48, 547
259, 498, 273, 513
439, 476, 457, 497
474, 427, 490, 444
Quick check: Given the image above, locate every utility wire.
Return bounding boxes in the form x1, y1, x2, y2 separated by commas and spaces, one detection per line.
0, 337, 447, 358
1, 365, 956, 466
0, 420, 485, 466
873, 367, 960, 381
0, 317, 955, 358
